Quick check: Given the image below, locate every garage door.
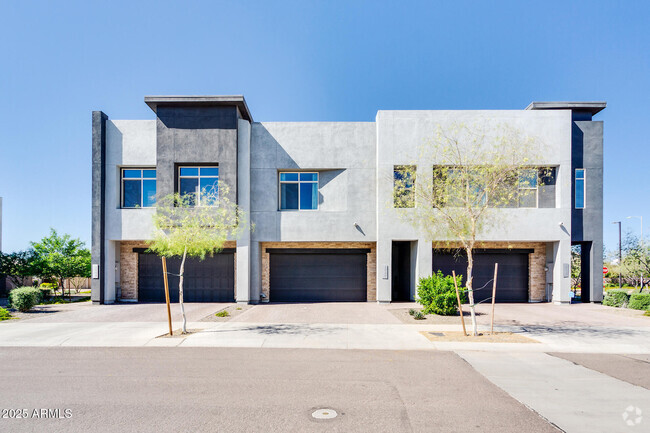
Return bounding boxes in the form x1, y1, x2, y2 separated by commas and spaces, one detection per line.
269, 249, 367, 302
432, 249, 529, 303
138, 251, 235, 302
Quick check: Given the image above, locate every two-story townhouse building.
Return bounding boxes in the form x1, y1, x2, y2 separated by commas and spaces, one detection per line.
91, 96, 605, 305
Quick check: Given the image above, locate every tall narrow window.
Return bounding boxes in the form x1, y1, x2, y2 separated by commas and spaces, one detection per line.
394, 166, 415, 208
518, 169, 538, 208
279, 172, 318, 210
122, 169, 156, 208
178, 166, 219, 206
575, 169, 585, 209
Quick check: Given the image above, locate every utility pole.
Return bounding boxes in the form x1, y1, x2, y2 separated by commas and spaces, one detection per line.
612, 221, 622, 290
627, 215, 644, 290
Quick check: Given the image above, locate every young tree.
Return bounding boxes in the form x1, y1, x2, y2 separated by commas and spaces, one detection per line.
571, 245, 582, 297
31, 229, 91, 297
0, 250, 36, 288
148, 183, 246, 334
395, 122, 546, 335
620, 233, 649, 291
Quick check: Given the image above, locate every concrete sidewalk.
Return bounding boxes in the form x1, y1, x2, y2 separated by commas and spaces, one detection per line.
459, 351, 650, 433
3, 319, 649, 353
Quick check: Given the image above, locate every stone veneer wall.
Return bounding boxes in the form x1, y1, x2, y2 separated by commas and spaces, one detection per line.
431, 241, 547, 302
119, 240, 237, 301
260, 242, 377, 302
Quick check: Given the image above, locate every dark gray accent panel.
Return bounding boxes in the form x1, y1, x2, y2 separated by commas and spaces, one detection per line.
571, 119, 604, 302
270, 251, 367, 302
138, 253, 235, 302
156, 105, 239, 205
91, 111, 108, 304
432, 250, 529, 303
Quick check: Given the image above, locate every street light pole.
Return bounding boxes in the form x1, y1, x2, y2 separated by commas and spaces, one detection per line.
612, 221, 622, 290
627, 215, 643, 289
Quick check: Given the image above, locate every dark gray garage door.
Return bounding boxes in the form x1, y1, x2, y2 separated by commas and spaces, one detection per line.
138, 251, 235, 302
432, 249, 529, 303
269, 249, 367, 302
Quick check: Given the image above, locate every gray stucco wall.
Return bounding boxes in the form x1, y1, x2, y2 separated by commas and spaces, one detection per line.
572, 119, 604, 301
91, 111, 108, 303
156, 106, 239, 205
375, 110, 574, 303
250, 122, 377, 242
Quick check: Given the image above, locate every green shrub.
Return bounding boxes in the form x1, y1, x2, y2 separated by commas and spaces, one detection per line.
628, 293, 650, 311
644, 310, 650, 317
215, 310, 230, 317
412, 311, 425, 320
602, 290, 629, 308
417, 271, 466, 316
8, 287, 43, 312
408, 308, 417, 316
0, 307, 14, 321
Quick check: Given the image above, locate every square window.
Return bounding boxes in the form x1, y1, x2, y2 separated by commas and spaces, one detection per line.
178, 166, 219, 206
279, 172, 318, 210
121, 168, 156, 208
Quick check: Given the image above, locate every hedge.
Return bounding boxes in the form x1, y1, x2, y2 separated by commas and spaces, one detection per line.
602, 290, 629, 308
417, 271, 467, 316
628, 293, 650, 311
8, 287, 44, 312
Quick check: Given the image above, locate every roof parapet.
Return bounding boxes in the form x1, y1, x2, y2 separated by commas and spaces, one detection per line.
525, 101, 606, 116
144, 95, 253, 122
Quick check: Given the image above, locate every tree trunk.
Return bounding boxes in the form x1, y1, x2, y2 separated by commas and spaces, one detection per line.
178, 247, 188, 334
466, 248, 478, 336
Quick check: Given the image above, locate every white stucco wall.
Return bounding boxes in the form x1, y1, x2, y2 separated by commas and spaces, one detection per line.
375, 110, 573, 303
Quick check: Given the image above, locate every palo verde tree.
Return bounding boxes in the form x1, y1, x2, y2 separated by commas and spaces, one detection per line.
31, 229, 91, 296
395, 122, 547, 335
148, 183, 246, 334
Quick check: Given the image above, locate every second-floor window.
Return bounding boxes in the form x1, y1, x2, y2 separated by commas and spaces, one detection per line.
178, 166, 219, 206
279, 172, 318, 210
394, 166, 415, 208
518, 168, 538, 208
575, 168, 585, 209
122, 168, 156, 208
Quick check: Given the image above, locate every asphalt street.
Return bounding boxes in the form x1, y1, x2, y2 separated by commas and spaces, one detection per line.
0, 347, 558, 433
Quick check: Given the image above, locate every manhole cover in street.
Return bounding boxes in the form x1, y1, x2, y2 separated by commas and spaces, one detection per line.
312, 408, 338, 419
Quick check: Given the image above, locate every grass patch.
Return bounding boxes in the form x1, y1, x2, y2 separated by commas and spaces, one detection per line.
215, 310, 230, 317
236, 307, 242, 310
0, 307, 16, 321
644, 311, 650, 317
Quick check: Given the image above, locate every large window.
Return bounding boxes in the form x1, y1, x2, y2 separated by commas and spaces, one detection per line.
279, 172, 318, 210
122, 168, 156, 208
575, 168, 585, 209
178, 166, 219, 206
394, 166, 415, 208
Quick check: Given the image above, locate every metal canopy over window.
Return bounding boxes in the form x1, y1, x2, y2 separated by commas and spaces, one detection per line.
122, 168, 156, 208
279, 172, 318, 210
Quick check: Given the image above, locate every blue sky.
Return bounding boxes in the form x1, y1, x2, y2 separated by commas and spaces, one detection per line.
0, 0, 648, 252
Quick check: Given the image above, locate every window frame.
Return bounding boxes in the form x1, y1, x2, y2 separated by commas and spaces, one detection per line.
121, 168, 157, 209
575, 168, 586, 209
393, 165, 416, 208
177, 165, 220, 207
278, 171, 319, 211
517, 168, 539, 208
